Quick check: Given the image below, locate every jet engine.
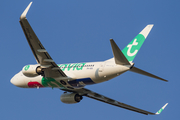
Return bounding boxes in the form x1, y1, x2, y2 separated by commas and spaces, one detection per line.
22, 65, 43, 77
60, 93, 83, 104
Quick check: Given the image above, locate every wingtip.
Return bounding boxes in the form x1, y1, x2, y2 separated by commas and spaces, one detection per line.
155, 103, 168, 115
20, 2, 33, 20
165, 80, 168, 82
148, 24, 154, 27
160, 78, 168, 82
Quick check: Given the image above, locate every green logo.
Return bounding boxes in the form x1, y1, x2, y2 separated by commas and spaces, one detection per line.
24, 65, 30, 71
157, 108, 163, 114
127, 39, 138, 57
122, 34, 145, 62
58, 63, 86, 71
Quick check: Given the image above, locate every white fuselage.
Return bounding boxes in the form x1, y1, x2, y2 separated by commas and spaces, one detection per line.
11, 59, 130, 89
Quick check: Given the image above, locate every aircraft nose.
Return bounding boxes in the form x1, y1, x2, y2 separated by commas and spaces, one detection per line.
10, 74, 25, 88
10, 77, 14, 84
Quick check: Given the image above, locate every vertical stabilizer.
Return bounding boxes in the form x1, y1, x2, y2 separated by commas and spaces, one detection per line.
122, 25, 154, 62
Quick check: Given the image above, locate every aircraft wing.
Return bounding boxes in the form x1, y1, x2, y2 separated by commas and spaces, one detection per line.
19, 2, 66, 78
62, 88, 168, 115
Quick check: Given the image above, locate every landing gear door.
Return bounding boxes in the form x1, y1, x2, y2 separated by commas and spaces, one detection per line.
99, 62, 106, 72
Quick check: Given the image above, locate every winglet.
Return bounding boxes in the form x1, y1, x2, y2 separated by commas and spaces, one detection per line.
155, 103, 168, 115
20, 2, 33, 20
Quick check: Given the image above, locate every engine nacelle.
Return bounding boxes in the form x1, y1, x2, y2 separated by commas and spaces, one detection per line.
60, 93, 83, 104
22, 65, 42, 77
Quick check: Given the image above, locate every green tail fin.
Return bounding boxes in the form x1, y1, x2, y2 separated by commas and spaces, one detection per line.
122, 24, 154, 62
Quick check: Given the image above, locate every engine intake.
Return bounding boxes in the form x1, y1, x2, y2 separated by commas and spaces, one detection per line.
60, 93, 83, 104
22, 65, 43, 77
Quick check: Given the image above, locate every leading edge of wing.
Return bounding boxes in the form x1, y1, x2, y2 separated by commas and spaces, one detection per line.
86, 89, 168, 115
19, 2, 66, 78
63, 88, 168, 115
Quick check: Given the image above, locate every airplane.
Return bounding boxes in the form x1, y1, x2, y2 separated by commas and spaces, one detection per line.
11, 2, 168, 115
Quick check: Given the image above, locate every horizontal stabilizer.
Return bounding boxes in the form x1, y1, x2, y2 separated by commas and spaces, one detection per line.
110, 39, 130, 65
130, 67, 168, 82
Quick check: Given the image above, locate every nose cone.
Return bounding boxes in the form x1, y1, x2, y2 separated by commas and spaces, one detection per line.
10, 74, 26, 88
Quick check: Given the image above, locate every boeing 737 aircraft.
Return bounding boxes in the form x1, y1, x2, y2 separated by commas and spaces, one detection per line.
11, 2, 168, 115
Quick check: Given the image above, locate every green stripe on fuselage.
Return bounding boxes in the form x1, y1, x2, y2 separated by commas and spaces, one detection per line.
41, 77, 64, 88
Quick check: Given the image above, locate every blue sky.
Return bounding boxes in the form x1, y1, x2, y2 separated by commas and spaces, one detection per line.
1, 0, 179, 120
